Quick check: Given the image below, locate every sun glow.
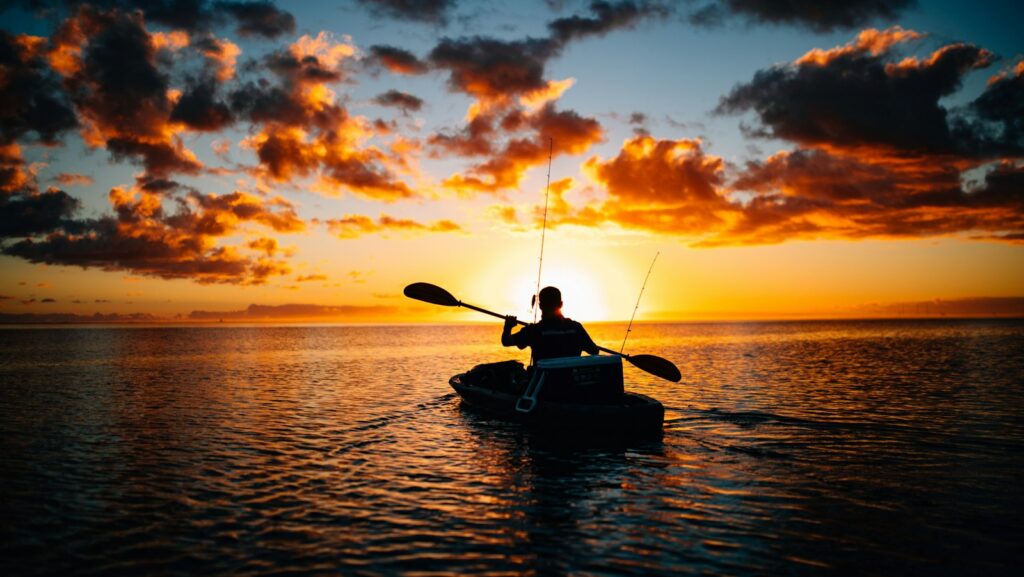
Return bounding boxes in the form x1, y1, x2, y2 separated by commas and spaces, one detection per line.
511, 265, 609, 322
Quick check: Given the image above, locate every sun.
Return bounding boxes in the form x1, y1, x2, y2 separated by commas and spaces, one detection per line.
510, 265, 609, 322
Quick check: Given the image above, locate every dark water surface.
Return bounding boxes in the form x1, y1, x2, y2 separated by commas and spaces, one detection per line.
2, 320, 1023, 576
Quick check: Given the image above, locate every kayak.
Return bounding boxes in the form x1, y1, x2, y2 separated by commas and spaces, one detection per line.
448, 355, 664, 438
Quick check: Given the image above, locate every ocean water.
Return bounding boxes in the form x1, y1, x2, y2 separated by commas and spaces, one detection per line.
1, 320, 1022, 576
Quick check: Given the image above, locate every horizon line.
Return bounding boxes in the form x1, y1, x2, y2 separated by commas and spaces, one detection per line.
1, 313, 1022, 328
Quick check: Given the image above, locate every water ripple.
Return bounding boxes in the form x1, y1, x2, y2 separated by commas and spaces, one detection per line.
1, 320, 1022, 576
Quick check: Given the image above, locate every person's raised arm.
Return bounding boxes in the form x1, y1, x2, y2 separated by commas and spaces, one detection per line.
579, 323, 600, 355
501, 315, 518, 347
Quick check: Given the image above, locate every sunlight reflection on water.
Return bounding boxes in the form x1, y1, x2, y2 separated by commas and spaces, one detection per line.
1, 320, 1022, 575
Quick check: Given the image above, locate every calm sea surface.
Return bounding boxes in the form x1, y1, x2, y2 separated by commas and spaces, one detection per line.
2, 320, 1023, 576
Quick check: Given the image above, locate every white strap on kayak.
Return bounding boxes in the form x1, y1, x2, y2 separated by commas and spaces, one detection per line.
515, 371, 546, 413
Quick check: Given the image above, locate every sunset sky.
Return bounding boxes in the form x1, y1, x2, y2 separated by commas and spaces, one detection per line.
0, 0, 1021, 322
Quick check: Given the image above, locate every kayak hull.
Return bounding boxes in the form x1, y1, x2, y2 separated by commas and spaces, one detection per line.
449, 372, 664, 439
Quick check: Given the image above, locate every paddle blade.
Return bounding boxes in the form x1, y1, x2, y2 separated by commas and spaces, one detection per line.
404, 282, 460, 307
626, 354, 682, 383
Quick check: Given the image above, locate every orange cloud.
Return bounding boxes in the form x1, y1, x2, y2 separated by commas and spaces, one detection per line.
151, 30, 189, 52
4, 182, 306, 285
290, 31, 356, 70
53, 173, 93, 186
46, 8, 203, 177
0, 143, 30, 194
507, 130, 1024, 247
230, 33, 418, 200
796, 26, 923, 66
326, 214, 463, 238
442, 105, 603, 195
584, 136, 726, 205
199, 36, 241, 81
296, 273, 328, 282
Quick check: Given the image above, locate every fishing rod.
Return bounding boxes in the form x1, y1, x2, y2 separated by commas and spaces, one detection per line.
531, 137, 554, 322
621, 251, 659, 354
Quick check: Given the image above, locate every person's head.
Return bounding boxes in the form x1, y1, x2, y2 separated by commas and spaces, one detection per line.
537, 286, 562, 315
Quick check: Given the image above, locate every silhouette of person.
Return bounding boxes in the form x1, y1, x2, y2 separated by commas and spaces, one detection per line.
502, 286, 599, 361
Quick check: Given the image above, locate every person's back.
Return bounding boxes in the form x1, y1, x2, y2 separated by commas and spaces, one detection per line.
502, 286, 599, 361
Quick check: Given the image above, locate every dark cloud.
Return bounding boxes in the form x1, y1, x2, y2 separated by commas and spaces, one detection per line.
106, 136, 202, 176
731, 148, 954, 204
73, 8, 169, 130
688, 0, 914, 32
135, 174, 182, 193
320, 154, 416, 201
971, 64, 1024, 152
0, 188, 80, 237
38, 7, 207, 176
3, 185, 303, 284
429, 113, 496, 156
419, 1, 663, 193
548, 1, 667, 45
5, 224, 261, 284
0, 32, 78, 145
704, 36, 1024, 246
0, 138, 81, 240
226, 34, 416, 200
229, 82, 317, 127
373, 89, 424, 112
170, 75, 234, 131
427, 2, 661, 101
356, 0, 456, 24
737, 162, 1024, 245
213, 1, 295, 38
717, 30, 1009, 157
722, 154, 1024, 245
365, 45, 429, 75
13, 1, 295, 38
264, 47, 345, 85
429, 36, 555, 100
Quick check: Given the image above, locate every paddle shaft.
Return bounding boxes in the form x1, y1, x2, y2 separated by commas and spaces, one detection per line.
459, 300, 635, 359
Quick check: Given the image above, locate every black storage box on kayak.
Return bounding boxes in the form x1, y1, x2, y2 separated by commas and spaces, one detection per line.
533, 356, 624, 404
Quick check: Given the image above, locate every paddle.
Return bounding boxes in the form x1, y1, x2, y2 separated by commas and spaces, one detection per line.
404, 282, 682, 382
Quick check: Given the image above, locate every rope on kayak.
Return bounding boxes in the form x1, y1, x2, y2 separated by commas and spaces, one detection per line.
532, 137, 553, 323
621, 251, 659, 353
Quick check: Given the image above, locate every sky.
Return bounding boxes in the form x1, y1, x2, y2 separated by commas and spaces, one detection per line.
0, 0, 1022, 322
